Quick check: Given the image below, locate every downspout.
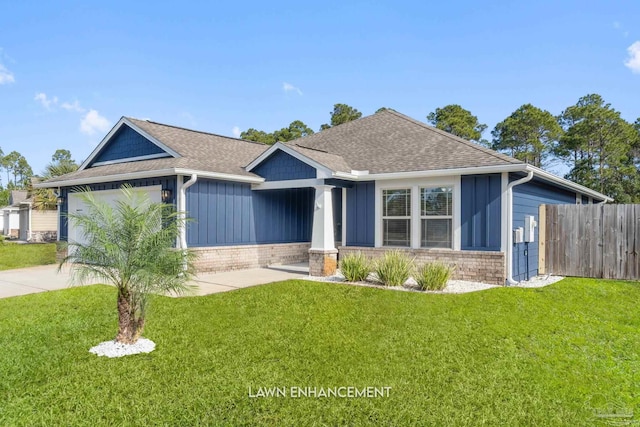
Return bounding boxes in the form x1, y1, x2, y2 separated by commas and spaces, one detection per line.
54, 189, 60, 242
179, 174, 197, 250
506, 171, 534, 286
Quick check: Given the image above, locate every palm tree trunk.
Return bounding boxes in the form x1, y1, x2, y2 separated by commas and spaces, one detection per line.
115, 291, 145, 344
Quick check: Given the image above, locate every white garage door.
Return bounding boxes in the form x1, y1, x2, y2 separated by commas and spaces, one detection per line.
67, 185, 161, 246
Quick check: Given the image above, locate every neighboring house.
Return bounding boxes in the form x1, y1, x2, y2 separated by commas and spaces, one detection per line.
1, 190, 57, 241
1, 191, 26, 238
38, 110, 611, 284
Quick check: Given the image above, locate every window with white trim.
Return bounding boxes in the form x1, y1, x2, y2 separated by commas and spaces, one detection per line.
420, 187, 452, 248
382, 188, 411, 247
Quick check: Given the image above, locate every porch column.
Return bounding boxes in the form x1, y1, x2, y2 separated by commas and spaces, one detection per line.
309, 185, 338, 276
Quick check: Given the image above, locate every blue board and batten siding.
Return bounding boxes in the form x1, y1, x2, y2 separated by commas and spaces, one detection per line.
345, 181, 375, 247
58, 176, 177, 241
511, 175, 576, 281
252, 150, 316, 181
185, 177, 313, 247
460, 174, 501, 251
89, 125, 168, 166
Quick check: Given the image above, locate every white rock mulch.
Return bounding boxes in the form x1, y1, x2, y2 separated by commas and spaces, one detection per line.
304, 271, 564, 294
89, 338, 156, 358
513, 274, 564, 288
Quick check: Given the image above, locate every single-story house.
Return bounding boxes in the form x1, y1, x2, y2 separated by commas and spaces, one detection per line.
1, 190, 58, 241
37, 110, 611, 285
1, 191, 25, 238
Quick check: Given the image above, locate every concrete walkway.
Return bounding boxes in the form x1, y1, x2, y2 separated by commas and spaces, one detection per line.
0, 263, 309, 299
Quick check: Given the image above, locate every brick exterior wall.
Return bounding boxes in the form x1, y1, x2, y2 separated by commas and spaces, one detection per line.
309, 249, 338, 277
339, 246, 506, 286
192, 242, 311, 273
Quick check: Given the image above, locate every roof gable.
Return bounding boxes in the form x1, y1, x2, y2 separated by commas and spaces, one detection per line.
252, 149, 317, 181
79, 117, 181, 171
88, 124, 171, 167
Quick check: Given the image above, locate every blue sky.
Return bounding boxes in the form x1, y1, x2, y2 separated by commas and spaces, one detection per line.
1, 0, 639, 177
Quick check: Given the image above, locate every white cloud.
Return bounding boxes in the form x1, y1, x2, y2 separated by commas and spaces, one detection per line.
624, 41, 640, 74
34, 92, 58, 109
61, 100, 85, 113
232, 126, 241, 138
283, 82, 303, 95
80, 109, 110, 135
0, 64, 14, 84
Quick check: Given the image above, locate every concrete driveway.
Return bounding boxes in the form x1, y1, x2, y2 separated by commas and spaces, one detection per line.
0, 263, 309, 299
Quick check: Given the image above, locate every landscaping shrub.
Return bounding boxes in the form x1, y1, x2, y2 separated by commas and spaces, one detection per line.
415, 262, 454, 291
340, 252, 372, 282
375, 250, 414, 286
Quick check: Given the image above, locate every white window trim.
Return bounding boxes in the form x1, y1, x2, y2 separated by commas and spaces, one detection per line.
419, 186, 453, 248
381, 188, 412, 247
375, 176, 461, 250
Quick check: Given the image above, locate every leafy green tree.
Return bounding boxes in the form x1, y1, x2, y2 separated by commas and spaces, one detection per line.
240, 128, 276, 145
320, 103, 362, 130
427, 104, 488, 145
60, 186, 197, 344
0, 188, 8, 207
241, 120, 314, 145
2, 151, 32, 188
51, 149, 73, 164
33, 149, 80, 210
376, 107, 396, 113
555, 94, 638, 202
491, 104, 562, 168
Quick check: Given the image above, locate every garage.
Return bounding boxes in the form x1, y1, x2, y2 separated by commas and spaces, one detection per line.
67, 185, 162, 245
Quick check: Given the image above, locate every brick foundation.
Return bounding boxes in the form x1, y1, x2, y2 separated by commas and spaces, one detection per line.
309, 249, 338, 276
192, 242, 311, 273
338, 246, 506, 286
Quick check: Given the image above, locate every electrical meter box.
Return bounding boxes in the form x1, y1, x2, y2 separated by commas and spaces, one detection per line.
513, 227, 524, 244
524, 215, 537, 242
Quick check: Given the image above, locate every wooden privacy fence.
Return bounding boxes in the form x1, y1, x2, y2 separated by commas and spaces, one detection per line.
540, 204, 640, 280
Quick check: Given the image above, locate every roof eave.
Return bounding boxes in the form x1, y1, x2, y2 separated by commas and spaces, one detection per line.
35, 168, 265, 188
524, 165, 613, 202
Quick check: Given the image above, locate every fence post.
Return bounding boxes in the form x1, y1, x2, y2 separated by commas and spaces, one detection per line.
539, 204, 546, 275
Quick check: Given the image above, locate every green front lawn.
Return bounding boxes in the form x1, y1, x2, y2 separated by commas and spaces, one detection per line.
0, 242, 56, 271
0, 278, 638, 425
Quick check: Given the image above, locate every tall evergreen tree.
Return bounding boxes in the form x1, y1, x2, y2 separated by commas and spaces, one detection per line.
555, 94, 638, 202
320, 103, 362, 130
491, 104, 562, 168
427, 104, 488, 145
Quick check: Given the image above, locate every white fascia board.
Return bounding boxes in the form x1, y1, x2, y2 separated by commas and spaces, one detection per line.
524, 165, 613, 202
334, 164, 613, 202
35, 168, 264, 188
333, 164, 527, 181
78, 117, 181, 171
252, 178, 323, 190
245, 142, 335, 177
173, 169, 264, 184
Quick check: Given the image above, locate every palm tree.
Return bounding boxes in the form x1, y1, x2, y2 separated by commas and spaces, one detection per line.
60, 185, 197, 344
32, 161, 79, 210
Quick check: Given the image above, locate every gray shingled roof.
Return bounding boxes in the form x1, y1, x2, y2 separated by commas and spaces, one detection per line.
9, 190, 28, 206
286, 144, 352, 173
44, 118, 269, 184
291, 110, 521, 174
44, 110, 523, 186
